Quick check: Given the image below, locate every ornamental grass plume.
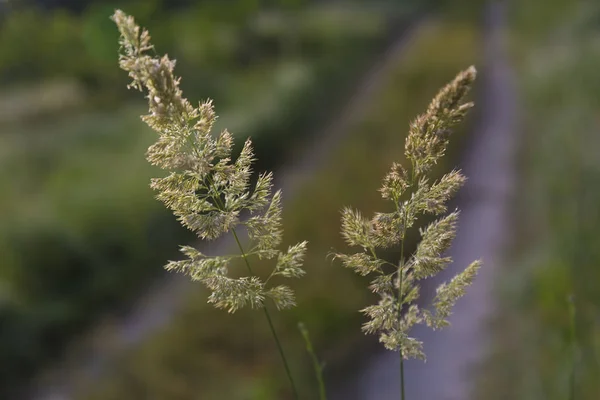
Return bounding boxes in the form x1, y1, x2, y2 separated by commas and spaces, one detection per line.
111, 10, 306, 397
333, 66, 482, 398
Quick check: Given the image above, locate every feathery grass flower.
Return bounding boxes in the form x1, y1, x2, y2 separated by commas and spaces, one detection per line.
111, 10, 307, 313
334, 66, 482, 360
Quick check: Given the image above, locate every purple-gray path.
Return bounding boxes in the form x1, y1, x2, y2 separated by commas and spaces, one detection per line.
339, 2, 518, 400
28, 17, 427, 400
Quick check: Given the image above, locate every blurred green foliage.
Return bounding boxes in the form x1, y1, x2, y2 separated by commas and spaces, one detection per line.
0, 0, 392, 106
476, 1, 600, 399
0, 104, 187, 392
79, 20, 480, 400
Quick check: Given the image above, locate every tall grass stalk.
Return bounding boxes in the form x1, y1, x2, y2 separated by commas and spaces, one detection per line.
231, 228, 300, 399
112, 10, 308, 398
333, 67, 481, 399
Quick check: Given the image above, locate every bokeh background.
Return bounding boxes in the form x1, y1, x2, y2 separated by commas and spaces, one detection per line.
0, 0, 599, 399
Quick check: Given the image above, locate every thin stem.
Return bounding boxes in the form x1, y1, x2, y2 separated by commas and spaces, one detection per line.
231, 228, 300, 400
568, 294, 576, 400
298, 322, 328, 400
370, 223, 405, 400
205, 169, 299, 398
398, 235, 406, 400
262, 304, 299, 400
396, 165, 415, 400
400, 356, 405, 400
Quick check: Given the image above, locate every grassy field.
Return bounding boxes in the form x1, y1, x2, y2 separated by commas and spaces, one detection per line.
77, 18, 481, 400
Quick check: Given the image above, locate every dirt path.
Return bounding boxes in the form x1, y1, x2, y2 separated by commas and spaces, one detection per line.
28, 18, 427, 400
342, 2, 518, 399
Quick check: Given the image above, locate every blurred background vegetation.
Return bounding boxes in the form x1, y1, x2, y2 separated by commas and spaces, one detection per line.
1, 0, 599, 399
476, 1, 600, 399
